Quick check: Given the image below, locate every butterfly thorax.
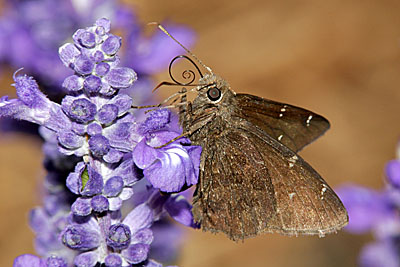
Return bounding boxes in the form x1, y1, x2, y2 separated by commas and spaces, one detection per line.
179, 74, 238, 144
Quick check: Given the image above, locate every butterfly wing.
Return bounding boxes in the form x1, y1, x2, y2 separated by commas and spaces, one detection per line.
235, 94, 330, 152
192, 121, 347, 241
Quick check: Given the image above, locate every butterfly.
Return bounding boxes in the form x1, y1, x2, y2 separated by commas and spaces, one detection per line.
180, 73, 348, 241
145, 24, 348, 241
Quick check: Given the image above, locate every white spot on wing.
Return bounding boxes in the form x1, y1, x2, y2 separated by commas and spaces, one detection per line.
320, 184, 328, 199
318, 230, 326, 238
288, 155, 298, 168
289, 192, 296, 200
278, 134, 283, 141
306, 115, 313, 126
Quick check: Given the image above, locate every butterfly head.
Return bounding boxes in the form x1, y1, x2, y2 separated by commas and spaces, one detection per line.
194, 74, 235, 107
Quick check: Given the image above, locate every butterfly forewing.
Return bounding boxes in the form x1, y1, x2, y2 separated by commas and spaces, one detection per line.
236, 94, 330, 152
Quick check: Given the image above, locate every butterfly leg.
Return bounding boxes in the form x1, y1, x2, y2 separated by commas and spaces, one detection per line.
155, 112, 216, 149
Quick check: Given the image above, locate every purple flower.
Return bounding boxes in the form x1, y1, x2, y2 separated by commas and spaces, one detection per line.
133, 130, 202, 193
59, 203, 155, 266
0, 0, 191, 91
0, 1, 196, 138
3, 18, 200, 267
336, 184, 389, 234
359, 241, 400, 267
14, 254, 45, 267
337, 152, 400, 266
126, 24, 195, 75
62, 222, 101, 251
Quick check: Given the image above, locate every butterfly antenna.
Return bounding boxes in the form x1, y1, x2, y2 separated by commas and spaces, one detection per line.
148, 22, 213, 74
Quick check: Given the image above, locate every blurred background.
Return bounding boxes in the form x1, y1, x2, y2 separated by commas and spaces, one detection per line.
1, 0, 400, 266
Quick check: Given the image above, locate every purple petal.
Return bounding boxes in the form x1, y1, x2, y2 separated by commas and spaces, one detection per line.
385, 160, 400, 188
66, 162, 85, 195
74, 251, 98, 267
61, 224, 100, 251
13, 74, 49, 109
103, 149, 124, 163
144, 157, 185, 193
122, 243, 150, 264
102, 35, 121, 55
131, 228, 154, 245
87, 122, 103, 136
145, 131, 181, 148
108, 197, 123, 211
62, 75, 83, 92
88, 135, 111, 157
0, 97, 25, 119
95, 62, 110, 76
91, 195, 109, 213
108, 94, 132, 116
146, 144, 195, 192
119, 188, 134, 201
138, 109, 171, 135
106, 223, 132, 250
83, 75, 102, 94
59, 43, 80, 67
95, 18, 111, 33
46, 256, 68, 267
104, 176, 124, 197
105, 67, 137, 89
144, 260, 163, 267
359, 241, 399, 267
150, 220, 183, 263
104, 122, 135, 152
165, 195, 198, 228
77, 31, 97, 49
58, 131, 84, 149
99, 83, 116, 96
123, 203, 153, 233
97, 104, 118, 125
29, 208, 50, 234
132, 138, 159, 169
74, 54, 95, 75
336, 184, 389, 234
71, 122, 86, 135
112, 157, 143, 185
13, 254, 45, 267
104, 254, 123, 267
93, 51, 105, 62
46, 105, 72, 133
82, 166, 104, 196
71, 198, 92, 216
62, 97, 96, 124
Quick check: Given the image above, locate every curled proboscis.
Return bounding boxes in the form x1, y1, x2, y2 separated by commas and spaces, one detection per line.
168, 55, 203, 86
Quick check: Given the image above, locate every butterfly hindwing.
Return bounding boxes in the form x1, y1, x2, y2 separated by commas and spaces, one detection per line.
192, 130, 277, 240
192, 120, 347, 240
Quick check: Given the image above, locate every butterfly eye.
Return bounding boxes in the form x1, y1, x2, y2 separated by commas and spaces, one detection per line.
207, 87, 221, 101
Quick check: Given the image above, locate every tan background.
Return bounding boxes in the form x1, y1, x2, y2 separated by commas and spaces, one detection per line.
1, 0, 400, 266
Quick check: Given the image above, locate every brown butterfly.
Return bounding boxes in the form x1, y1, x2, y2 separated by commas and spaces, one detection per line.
145, 24, 348, 241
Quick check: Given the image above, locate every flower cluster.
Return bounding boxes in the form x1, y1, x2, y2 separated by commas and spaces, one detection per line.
0, 0, 195, 135
3, 19, 201, 267
0, 0, 195, 94
337, 145, 400, 267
